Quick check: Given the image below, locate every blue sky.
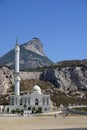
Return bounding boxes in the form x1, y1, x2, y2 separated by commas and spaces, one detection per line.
0, 0, 87, 63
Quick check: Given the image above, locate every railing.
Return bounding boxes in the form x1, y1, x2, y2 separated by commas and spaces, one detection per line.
63, 105, 87, 115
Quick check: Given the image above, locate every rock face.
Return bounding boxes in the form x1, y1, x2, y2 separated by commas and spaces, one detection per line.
0, 66, 14, 94
0, 67, 42, 94
40, 65, 87, 92
1, 60, 87, 94
23, 37, 45, 56
0, 38, 53, 70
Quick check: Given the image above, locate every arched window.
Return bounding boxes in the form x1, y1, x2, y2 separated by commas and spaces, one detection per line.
47, 97, 49, 105
28, 97, 30, 105
35, 98, 39, 105
20, 98, 22, 105
25, 98, 27, 105
10, 97, 14, 105
16, 98, 18, 105
43, 97, 45, 105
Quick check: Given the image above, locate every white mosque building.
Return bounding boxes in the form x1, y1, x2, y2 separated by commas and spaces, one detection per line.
5, 40, 51, 114
9, 85, 50, 113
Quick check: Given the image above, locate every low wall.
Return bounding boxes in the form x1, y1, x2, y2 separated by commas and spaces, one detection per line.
67, 108, 87, 115
66, 107, 87, 115
20, 71, 42, 80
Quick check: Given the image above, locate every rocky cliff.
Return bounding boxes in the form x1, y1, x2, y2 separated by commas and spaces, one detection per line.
0, 60, 87, 94
0, 37, 53, 70
40, 66, 87, 92
22, 37, 45, 56
0, 66, 14, 94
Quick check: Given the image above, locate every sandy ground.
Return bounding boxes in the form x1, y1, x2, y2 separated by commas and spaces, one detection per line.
0, 114, 87, 130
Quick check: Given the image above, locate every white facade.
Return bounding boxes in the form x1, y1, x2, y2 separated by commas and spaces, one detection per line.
8, 85, 51, 113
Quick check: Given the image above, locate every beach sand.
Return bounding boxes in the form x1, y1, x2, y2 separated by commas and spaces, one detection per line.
0, 114, 87, 130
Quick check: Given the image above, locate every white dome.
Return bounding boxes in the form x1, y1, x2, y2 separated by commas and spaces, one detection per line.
32, 85, 42, 94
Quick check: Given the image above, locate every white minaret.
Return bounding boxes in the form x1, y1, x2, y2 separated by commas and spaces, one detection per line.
14, 39, 20, 96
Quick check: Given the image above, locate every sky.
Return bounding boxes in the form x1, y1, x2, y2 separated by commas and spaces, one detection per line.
0, 0, 87, 63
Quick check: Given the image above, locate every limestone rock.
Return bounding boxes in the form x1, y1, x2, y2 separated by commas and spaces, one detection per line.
23, 37, 45, 56
1, 60, 87, 94
0, 38, 53, 70
40, 66, 87, 92
0, 66, 14, 94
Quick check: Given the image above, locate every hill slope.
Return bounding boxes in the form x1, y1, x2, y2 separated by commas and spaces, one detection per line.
40, 59, 87, 92
0, 38, 53, 70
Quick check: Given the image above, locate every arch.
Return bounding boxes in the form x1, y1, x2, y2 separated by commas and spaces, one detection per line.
35, 98, 39, 105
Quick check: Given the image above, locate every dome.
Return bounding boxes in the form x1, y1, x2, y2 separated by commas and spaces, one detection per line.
32, 85, 42, 94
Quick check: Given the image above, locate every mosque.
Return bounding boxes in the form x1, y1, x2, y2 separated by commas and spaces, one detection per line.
5, 41, 51, 114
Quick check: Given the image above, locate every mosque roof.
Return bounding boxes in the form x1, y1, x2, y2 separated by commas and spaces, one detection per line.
32, 85, 42, 94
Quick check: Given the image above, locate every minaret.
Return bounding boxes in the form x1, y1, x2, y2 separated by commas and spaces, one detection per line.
14, 39, 20, 96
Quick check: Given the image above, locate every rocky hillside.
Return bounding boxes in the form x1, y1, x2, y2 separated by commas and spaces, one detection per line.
40, 60, 87, 92
0, 60, 87, 95
0, 37, 53, 70
0, 66, 14, 94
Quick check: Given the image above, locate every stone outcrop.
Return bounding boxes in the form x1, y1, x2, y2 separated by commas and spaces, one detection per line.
23, 37, 45, 56
0, 38, 53, 70
0, 67, 14, 94
1, 60, 87, 94
40, 66, 87, 92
